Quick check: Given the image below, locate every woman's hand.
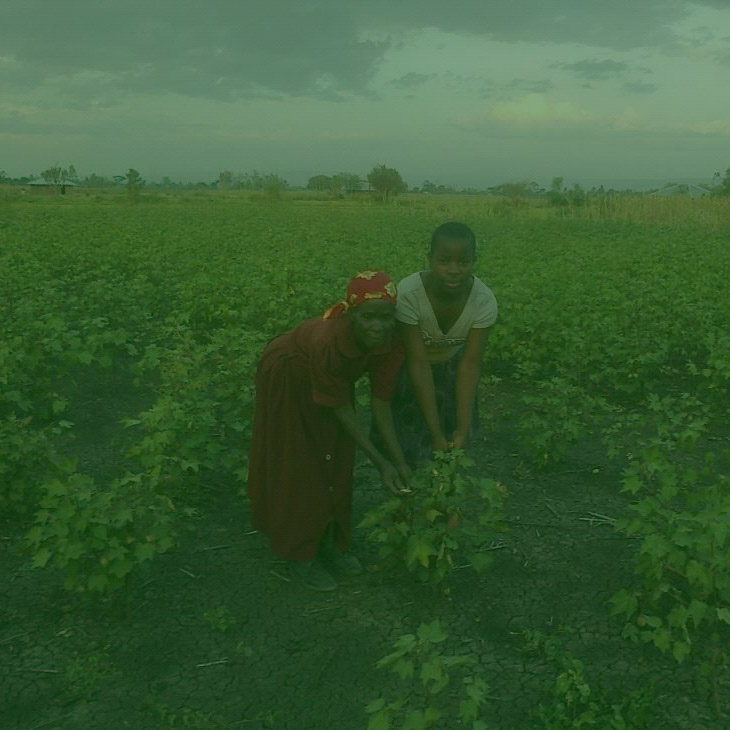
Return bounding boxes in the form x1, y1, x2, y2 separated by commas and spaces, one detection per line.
380, 461, 408, 495
431, 434, 450, 453
450, 431, 467, 450
396, 462, 413, 490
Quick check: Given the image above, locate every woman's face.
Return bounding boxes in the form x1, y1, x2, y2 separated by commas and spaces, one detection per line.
349, 299, 396, 350
428, 236, 475, 298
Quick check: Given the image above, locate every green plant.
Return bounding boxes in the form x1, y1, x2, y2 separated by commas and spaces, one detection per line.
25, 471, 177, 596
64, 646, 117, 699
365, 619, 489, 730
150, 702, 228, 728
610, 444, 730, 718
523, 630, 655, 729
203, 606, 236, 633
367, 624, 655, 730
516, 378, 602, 467
358, 451, 506, 587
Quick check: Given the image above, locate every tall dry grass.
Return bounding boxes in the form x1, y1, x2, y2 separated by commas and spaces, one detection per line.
401, 192, 730, 227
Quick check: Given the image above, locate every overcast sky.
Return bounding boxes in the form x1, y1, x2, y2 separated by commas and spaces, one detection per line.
1, 1, 729, 189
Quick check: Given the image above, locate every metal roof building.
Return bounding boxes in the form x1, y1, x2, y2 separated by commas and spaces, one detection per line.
27, 178, 78, 186
651, 183, 710, 199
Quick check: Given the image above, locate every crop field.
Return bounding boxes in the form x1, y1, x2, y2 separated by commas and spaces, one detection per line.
2, 193, 730, 729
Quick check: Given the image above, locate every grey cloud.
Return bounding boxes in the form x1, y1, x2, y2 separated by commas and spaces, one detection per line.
0, 0, 389, 101
623, 81, 658, 94
391, 72, 434, 88
0, 0, 709, 102
506, 78, 554, 93
557, 59, 628, 80
365, 0, 694, 49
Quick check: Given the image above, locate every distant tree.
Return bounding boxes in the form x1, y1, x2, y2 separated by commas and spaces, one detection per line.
490, 181, 528, 201
84, 173, 113, 188
262, 173, 288, 200
218, 170, 234, 190
546, 176, 568, 207
330, 174, 345, 196
715, 167, 730, 196
67, 164, 78, 181
0, 170, 8, 183
41, 164, 64, 185
241, 170, 264, 190
337, 172, 362, 194
367, 164, 406, 202
421, 179, 457, 195
567, 183, 586, 206
307, 174, 333, 192
551, 176, 564, 192
125, 168, 145, 200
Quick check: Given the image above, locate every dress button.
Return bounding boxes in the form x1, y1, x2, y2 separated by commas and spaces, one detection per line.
325, 454, 332, 461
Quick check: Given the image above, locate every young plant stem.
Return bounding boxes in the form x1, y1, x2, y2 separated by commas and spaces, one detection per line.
711, 645, 722, 719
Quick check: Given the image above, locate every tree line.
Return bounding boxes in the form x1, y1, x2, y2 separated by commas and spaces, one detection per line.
2, 164, 730, 199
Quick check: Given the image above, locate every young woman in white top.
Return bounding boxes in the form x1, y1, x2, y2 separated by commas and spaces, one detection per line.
388, 222, 498, 466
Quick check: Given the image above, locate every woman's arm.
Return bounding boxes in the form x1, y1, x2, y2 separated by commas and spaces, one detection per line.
371, 397, 412, 485
399, 322, 449, 451
452, 327, 490, 448
332, 403, 405, 493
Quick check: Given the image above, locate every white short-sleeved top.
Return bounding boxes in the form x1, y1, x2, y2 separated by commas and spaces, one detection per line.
396, 272, 498, 363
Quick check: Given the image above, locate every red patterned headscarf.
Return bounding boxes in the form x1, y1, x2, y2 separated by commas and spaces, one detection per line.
323, 270, 398, 319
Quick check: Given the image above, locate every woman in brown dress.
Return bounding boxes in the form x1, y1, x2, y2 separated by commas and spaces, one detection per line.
247, 271, 411, 591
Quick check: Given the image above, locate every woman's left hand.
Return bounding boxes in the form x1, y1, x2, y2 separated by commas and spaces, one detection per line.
396, 462, 413, 490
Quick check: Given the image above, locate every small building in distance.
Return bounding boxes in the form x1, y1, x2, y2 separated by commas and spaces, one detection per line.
28, 178, 79, 195
651, 183, 710, 199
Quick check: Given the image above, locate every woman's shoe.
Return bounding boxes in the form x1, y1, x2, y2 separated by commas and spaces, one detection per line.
319, 545, 363, 576
288, 559, 338, 591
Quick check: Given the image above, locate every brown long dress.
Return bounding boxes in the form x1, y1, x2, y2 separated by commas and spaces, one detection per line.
246, 315, 403, 562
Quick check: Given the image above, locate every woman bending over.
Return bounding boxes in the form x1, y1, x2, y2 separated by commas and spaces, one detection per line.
390, 222, 498, 466
247, 271, 411, 591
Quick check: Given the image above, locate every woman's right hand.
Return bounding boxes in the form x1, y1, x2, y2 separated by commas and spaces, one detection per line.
379, 461, 408, 495
431, 434, 450, 453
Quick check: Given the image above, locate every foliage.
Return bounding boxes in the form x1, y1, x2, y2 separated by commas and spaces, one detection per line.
216, 169, 288, 192
610, 439, 730, 718
359, 451, 506, 588
367, 164, 407, 202
307, 172, 363, 195
365, 619, 487, 730
25, 471, 177, 595
4, 198, 730, 619
64, 643, 118, 700
263, 174, 286, 200
150, 702, 229, 729
523, 630, 656, 729
307, 174, 333, 192
126, 167, 145, 200
0, 312, 134, 516
125, 323, 262, 503
713, 166, 730, 196
516, 377, 609, 466
41, 164, 64, 185
366, 623, 654, 730
203, 606, 236, 632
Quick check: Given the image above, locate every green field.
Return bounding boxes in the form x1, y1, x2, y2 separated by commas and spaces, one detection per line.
2, 194, 730, 728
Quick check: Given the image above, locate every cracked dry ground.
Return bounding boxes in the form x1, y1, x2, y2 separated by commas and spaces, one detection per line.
1, 375, 727, 730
